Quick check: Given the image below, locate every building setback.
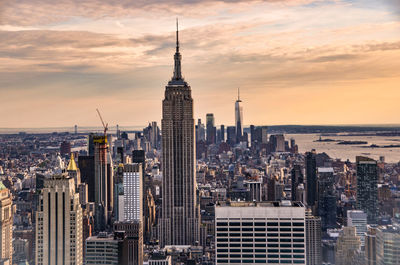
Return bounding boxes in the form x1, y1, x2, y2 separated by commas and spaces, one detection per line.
159, 21, 199, 247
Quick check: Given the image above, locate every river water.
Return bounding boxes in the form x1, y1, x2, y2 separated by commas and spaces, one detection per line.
287, 134, 400, 163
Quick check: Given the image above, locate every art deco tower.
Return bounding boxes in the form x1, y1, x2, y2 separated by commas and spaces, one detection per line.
160, 21, 199, 247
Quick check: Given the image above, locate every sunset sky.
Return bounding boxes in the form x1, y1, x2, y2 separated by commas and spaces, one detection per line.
1, 0, 399, 128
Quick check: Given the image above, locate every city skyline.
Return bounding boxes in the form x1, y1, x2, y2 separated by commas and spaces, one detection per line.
1, 0, 400, 127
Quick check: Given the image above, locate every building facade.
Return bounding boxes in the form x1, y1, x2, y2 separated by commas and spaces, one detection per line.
159, 22, 199, 247
306, 209, 321, 265
0, 182, 13, 264
215, 201, 306, 264
123, 164, 142, 222
356, 156, 378, 224
35, 174, 83, 265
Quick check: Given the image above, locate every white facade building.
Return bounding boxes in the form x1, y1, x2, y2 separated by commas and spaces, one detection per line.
123, 163, 142, 222
215, 201, 306, 264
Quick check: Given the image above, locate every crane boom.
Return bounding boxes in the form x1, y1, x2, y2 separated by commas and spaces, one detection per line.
96, 108, 108, 136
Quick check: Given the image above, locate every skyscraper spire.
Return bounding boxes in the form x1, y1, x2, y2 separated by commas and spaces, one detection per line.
238, 87, 240, 101
173, 18, 182, 80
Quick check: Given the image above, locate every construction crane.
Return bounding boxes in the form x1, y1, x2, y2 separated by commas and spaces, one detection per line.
96, 108, 108, 136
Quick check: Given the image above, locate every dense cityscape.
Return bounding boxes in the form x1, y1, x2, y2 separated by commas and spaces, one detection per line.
1, 23, 400, 265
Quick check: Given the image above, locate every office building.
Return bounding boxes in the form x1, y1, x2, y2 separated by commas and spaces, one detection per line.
78, 155, 95, 202
226, 126, 236, 145
114, 222, 143, 265
235, 88, 243, 143
195, 119, 206, 143
0, 182, 13, 265
306, 150, 317, 208
306, 209, 321, 265
215, 201, 306, 265
149, 252, 172, 265
85, 232, 125, 265
335, 226, 361, 265
244, 181, 262, 202
376, 225, 400, 265
159, 23, 200, 247
365, 226, 377, 265
35, 174, 83, 265
356, 156, 378, 224
347, 210, 367, 247
220, 125, 225, 142
317, 167, 337, 231
206, 113, 216, 145
291, 164, 303, 201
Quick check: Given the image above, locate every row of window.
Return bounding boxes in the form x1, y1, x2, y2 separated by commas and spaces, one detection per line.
217, 238, 304, 243
217, 222, 304, 227
217, 254, 305, 259
217, 233, 305, 238
217, 259, 305, 264
217, 228, 304, 232
217, 245, 305, 251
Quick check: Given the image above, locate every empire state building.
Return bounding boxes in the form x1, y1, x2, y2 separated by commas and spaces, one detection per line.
159, 21, 200, 247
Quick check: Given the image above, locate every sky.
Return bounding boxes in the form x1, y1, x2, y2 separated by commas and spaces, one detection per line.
0, 0, 399, 128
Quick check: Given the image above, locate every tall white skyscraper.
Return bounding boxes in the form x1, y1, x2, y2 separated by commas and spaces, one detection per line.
215, 201, 306, 265
347, 210, 367, 247
123, 163, 142, 222
235, 88, 243, 143
35, 174, 83, 265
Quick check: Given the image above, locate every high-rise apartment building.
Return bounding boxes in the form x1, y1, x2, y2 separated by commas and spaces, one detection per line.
35, 174, 83, 265
215, 201, 306, 265
317, 167, 336, 231
159, 22, 199, 247
356, 156, 378, 224
235, 88, 243, 143
0, 182, 13, 264
306, 150, 317, 208
305, 209, 321, 265
93, 135, 114, 231
347, 210, 367, 247
123, 164, 142, 222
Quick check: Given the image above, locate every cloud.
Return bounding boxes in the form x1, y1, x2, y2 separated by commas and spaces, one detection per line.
0, 0, 320, 26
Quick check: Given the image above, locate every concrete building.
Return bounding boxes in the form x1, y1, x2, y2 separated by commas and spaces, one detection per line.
148, 252, 172, 265
347, 210, 367, 247
0, 182, 13, 264
365, 226, 377, 265
376, 225, 400, 265
306, 209, 321, 265
114, 221, 143, 265
244, 181, 262, 202
335, 226, 361, 265
85, 232, 124, 265
215, 201, 306, 264
159, 22, 199, 247
35, 174, 83, 265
